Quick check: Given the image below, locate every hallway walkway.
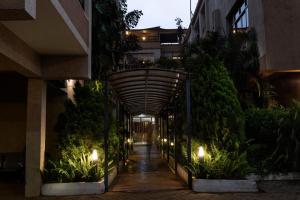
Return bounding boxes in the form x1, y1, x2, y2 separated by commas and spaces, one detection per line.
110, 144, 186, 192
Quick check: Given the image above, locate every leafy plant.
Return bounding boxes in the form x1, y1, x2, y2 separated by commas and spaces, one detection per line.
56, 81, 104, 139
188, 144, 251, 179
92, 0, 143, 79
155, 57, 181, 70
187, 55, 245, 152
43, 134, 113, 183
246, 102, 300, 173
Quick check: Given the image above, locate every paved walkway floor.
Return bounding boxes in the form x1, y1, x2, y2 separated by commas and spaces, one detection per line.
110, 144, 186, 192
1, 144, 300, 200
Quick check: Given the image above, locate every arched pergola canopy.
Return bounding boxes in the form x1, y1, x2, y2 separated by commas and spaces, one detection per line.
109, 68, 186, 115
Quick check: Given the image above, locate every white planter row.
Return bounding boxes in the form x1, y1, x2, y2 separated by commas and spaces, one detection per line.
246, 172, 300, 181
166, 155, 258, 193
193, 179, 258, 193
42, 166, 118, 196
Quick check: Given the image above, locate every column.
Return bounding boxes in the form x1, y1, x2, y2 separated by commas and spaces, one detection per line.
25, 79, 47, 197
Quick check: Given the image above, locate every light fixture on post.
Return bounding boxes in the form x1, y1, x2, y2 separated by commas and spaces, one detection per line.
198, 146, 205, 162
170, 142, 174, 146
91, 149, 98, 161
163, 138, 167, 143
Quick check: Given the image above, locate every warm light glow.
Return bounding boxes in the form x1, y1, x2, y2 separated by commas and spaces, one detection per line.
125, 31, 130, 35
163, 138, 167, 143
170, 142, 174, 146
138, 113, 146, 118
91, 149, 98, 161
198, 146, 205, 159
142, 36, 146, 41
66, 79, 75, 87
127, 138, 132, 144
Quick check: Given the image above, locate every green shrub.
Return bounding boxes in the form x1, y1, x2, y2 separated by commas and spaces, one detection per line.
189, 55, 245, 152
45, 81, 120, 183
156, 57, 181, 70
188, 144, 251, 179
246, 103, 300, 173
43, 134, 113, 183
56, 81, 104, 138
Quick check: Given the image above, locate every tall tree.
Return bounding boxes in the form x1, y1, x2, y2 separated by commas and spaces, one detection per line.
92, 0, 142, 79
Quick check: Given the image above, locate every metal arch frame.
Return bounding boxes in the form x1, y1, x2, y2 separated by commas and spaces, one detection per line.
117, 87, 174, 96
119, 92, 171, 99
113, 81, 177, 90
108, 67, 186, 77
116, 85, 177, 92
109, 68, 186, 115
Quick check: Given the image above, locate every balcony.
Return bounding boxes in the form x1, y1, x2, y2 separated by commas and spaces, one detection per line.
0, 0, 91, 79
1, 0, 90, 55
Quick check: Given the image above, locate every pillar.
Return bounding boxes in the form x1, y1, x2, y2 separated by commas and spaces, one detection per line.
167, 112, 170, 163
25, 79, 47, 197
186, 77, 192, 189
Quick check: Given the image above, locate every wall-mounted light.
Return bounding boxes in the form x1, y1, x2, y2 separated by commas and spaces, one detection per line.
163, 138, 167, 143
125, 31, 130, 35
170, 142, 174, 146
66, 79, 75, 87
91, 149, 98, 161
142, 36, 146, 41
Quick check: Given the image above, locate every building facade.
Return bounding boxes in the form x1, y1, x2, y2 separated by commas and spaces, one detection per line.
125, 27, 183, 64
187, 0, 300, 104
0, 0, 92, 197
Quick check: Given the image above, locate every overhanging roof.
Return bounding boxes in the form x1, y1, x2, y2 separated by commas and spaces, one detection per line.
109, 68, 186, 115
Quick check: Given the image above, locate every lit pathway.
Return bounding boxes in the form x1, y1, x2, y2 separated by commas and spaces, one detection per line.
2, 145, 300, 199
110, 144, 186, 192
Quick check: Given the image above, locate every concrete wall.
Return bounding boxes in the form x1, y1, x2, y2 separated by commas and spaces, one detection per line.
189, 0, 300, 74
262, 0, 300, 72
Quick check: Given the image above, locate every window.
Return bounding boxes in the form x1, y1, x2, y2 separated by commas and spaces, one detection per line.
231, 0, 249, 33
160, 33, 179, 44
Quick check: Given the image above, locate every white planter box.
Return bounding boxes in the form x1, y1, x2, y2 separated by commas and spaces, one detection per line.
246, 172, 300, 181
193, 179, 258, 193
42, 167, 118, 196
166, 155, 257, 193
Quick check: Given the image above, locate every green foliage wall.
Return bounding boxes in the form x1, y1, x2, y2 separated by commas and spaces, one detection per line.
189, 55, 245, 152
246, 103, 300, 173
56, 81, 104, 139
